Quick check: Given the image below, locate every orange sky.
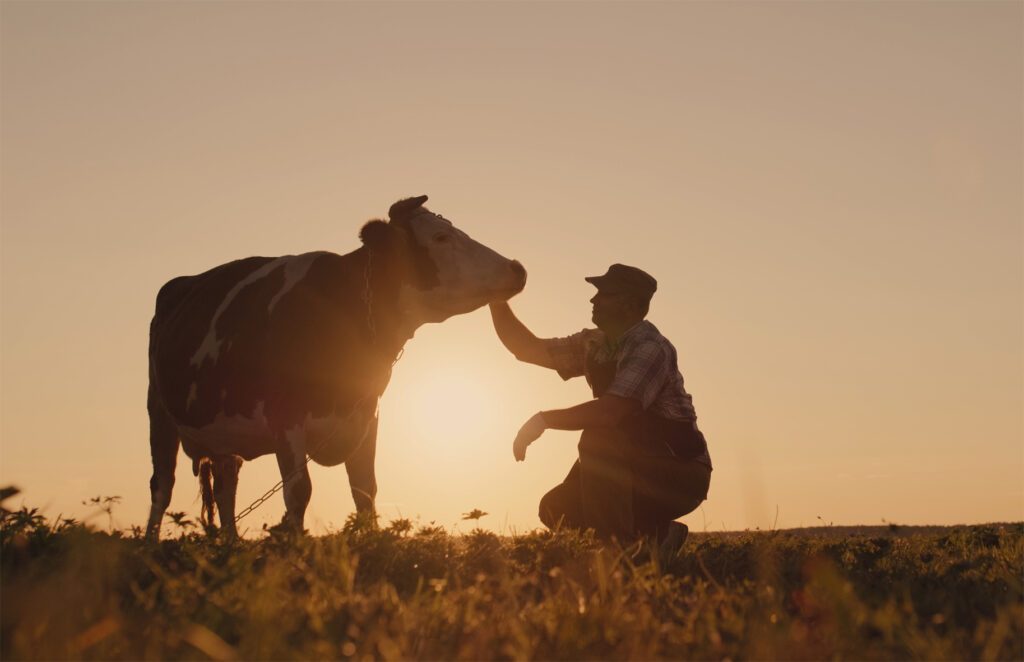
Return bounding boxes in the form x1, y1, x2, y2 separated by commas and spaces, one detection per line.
1, 2, 1021, 535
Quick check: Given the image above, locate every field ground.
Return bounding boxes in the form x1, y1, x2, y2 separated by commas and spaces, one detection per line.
2, 505, 1022, 660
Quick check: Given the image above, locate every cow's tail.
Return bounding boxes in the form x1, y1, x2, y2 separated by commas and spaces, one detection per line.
195, 457, 216, 529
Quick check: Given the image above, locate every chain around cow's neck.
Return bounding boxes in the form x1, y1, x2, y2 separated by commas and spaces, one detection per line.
362, 248, 376, 338
362, 248, 408, 367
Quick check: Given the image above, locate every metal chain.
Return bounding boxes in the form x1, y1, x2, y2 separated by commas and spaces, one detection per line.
233, 474, 294, 523
363, 249, 375, 337
232, 248, 400, 527
233, 395, 364, 525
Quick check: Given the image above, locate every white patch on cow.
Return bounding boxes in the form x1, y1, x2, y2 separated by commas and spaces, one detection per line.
401, 209, 525, 323
279, 428, 310, 523
178, 401, 274, 455
176, 398, 375, 463
146, 478, 173, 535
282, 428, 307, 482
287, 402, 376, 466
189, 252, 327, 368
284, 429, 306, 463
268, 252, 324, 313
186, 383, 198, 411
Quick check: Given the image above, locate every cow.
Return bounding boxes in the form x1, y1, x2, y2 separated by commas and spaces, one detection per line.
146, 196, 526, 539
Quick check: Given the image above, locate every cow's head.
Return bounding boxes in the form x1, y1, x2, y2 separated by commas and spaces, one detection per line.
360, 196, 526, 323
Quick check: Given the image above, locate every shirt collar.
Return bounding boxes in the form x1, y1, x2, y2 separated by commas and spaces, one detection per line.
622, 319, 654, 342
602, 319, 652, 354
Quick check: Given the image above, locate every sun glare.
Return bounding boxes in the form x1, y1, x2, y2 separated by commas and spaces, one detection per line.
407, 370, 495, 445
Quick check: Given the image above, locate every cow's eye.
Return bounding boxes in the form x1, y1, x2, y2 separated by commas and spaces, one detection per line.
433, 233, 452, 243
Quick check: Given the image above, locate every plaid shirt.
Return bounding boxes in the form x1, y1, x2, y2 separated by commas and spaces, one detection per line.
543, 320, 712, 468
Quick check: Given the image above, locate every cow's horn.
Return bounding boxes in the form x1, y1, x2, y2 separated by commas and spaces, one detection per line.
388, 195, 429, 221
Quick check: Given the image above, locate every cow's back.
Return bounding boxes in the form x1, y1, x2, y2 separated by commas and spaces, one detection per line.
148, 252, 380, 454
149, 256, 280, 427
151, 257, 274, 342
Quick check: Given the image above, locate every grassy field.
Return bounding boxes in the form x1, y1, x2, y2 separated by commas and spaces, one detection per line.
2, 502, 1021, 660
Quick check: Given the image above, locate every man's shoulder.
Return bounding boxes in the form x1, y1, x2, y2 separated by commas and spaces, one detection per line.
563, 327, 604, 345
547, 327, 604, 352
625, 320, 670, 345
543, 327, 605, 381
622, 321, 678, 356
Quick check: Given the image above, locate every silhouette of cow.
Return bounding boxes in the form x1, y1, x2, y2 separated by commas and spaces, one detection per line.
146, 196, 526, 539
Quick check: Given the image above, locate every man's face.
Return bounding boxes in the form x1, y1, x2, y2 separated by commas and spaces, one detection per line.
590, 289, 636, 329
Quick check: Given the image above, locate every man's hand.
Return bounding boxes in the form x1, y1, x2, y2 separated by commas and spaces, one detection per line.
489, 303, 555, 369
512, 412, 547, 462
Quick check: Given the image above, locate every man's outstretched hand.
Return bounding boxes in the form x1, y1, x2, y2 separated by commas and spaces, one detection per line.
512, 412, 547, 462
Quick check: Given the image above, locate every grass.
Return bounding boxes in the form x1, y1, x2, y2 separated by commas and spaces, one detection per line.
2, 503, 1022, 660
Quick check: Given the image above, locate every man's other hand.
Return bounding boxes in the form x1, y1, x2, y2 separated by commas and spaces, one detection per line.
512, 412, 546, 462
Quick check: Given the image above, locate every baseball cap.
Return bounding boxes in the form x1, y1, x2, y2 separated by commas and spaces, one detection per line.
585, 264, 657, 300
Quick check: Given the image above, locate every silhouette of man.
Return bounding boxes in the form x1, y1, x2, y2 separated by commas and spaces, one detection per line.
490, 264, 711, 547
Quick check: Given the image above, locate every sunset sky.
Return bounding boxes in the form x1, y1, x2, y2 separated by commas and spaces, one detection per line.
2, 1, 1021, 536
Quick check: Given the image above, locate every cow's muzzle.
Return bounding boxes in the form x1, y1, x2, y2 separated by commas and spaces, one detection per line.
489, 259, 527, 302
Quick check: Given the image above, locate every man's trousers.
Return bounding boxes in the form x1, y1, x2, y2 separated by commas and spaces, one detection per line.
538, 426, 711, 541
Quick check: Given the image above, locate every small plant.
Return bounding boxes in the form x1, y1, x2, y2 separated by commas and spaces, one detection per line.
164, 510, 197, 534
341, 510, 379, 536
1, 505, 45, 533
53, 516, 81, 533
81, 495, 122, 532
882, 517, 902, 533
387, 517, 414, 536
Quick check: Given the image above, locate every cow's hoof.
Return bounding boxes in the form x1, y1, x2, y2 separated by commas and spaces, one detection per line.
207, 525, 239, 542
264, 519, 306, 538
343, 510, 380, 534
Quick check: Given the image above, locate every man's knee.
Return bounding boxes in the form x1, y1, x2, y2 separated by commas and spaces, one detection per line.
539, 487, 581, 531
538, 491, 560, 529
541, 485, 577, 529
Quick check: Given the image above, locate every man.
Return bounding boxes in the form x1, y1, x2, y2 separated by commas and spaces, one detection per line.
489, 264, 711, 547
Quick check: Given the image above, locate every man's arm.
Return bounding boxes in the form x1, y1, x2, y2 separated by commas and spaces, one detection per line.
541, 395, 641, 430
489, 302, 557, 368
511, 395, 641, 461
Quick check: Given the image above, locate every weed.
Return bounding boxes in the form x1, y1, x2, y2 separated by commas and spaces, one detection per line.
1, 505, 1021, 660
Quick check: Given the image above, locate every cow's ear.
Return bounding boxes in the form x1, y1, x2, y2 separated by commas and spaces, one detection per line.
359, 220, 395, 250
388, 195, 429, 221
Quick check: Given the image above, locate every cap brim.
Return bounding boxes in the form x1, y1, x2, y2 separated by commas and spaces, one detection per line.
586, 275, 631, 294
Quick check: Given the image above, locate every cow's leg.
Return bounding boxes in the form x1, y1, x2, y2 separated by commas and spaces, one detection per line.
276, 434, 311, 533
345, 413, 378, 516
146, 387, 179, 541
213, 456, 242, 539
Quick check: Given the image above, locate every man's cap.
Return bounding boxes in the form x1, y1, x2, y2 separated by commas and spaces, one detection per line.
585, 264, 657, 300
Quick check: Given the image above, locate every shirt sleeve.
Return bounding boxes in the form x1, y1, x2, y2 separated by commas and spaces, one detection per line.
604, 340, 670, 410
541, 328, 602, 381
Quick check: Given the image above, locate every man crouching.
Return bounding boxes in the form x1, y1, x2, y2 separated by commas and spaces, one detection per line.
489, 264, 712, 550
